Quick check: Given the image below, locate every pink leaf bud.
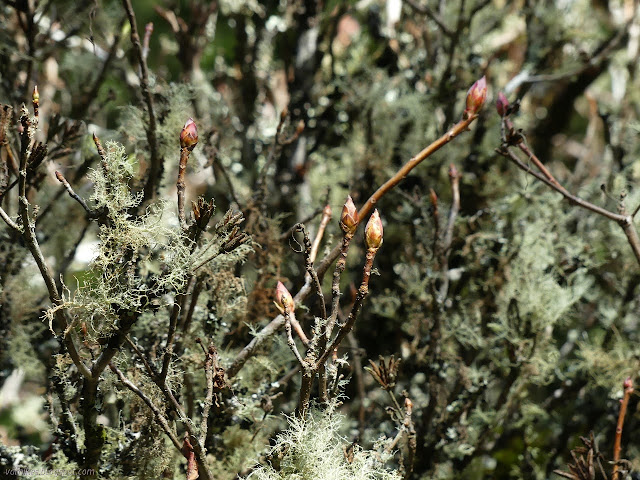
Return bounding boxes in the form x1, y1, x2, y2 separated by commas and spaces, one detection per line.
275, 281, 294, 312
465, 75, 487, 118
180, 118, 198, 150
624, 376, 633, 390
365, 209, 383, 250
340, 195, 358, 234
496, 91, 509, 117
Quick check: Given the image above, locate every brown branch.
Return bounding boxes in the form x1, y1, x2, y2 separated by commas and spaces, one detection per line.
122, 0, 161, 203
318, 246, 379, 368
228, 110, 480, 379
359, 114, 478, 221
293, 223, 326, 319
198, 340, 217, 446
177, 147, 191, 229
16, 108, 91, 380
497, 145, 640, 265
612, 377, 634, 480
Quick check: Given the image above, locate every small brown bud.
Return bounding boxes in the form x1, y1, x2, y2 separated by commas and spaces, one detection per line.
429, 188, 438, 207
275, 281, 294, 312
448, 163, 459, 179
464, 75, 487, 118
295, 120, 305, 136
365, 209, 383, 250
496, 91, 509, 117
340, 195, 358, 234
180, 118, 198, 150
323, 203, 332, 218
405, 397, 413, 414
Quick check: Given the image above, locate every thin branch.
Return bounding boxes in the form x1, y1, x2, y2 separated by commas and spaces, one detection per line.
497, 145, 640, 265
198, 340, 217, 446
0, 205, 19, 231
54, 171, 95, 217
109, 363, 182, 452
284, 308, 306, 368
404, 0, 453, 37
293, 223, 326, 319
228, 111, 480, 379
612, 378, 634, 480
309, 204, 331, 264
16, 109, 91, 380
122, 0, 161, 203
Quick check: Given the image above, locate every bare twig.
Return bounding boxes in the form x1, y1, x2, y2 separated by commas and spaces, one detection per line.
122, 0, 161, 203
612, 377, 634, 480
229, 90, 482, 379
309, 204, 332, 264
496, 145, 640, 265
109, 363, 182, 452
54, 171, 95, 217
293, 223, 326, 319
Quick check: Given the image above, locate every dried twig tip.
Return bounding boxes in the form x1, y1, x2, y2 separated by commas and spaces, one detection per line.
275, 281, 294, 311
180, 118, 198, 150
365, 209, 383, 250
340, 195, 358, 234
465, 75, 487, 117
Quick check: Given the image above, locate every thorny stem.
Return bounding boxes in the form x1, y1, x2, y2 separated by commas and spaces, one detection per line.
612, 378, 634, 480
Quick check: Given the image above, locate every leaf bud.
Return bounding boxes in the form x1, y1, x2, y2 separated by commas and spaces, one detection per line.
496, 91, 509, 117
624, 376, 633, 390
464, 75, 487, 118
340, 195, 358, 234
275, 281, 294, 312
365, 209, 383, 250
180, 118, 198, 151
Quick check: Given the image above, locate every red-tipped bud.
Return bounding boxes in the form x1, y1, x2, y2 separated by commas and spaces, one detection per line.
365, 209, 383, 250
429, 189, 438, 207
340, 195, 358, 234
275, 281, 294, 312
180, 118, 198, 150
465, 76, 487, 117
624, 377, 633, 390
496, 91, 509, 117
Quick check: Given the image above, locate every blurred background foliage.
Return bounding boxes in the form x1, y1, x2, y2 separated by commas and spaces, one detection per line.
1, 0, 640, 479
